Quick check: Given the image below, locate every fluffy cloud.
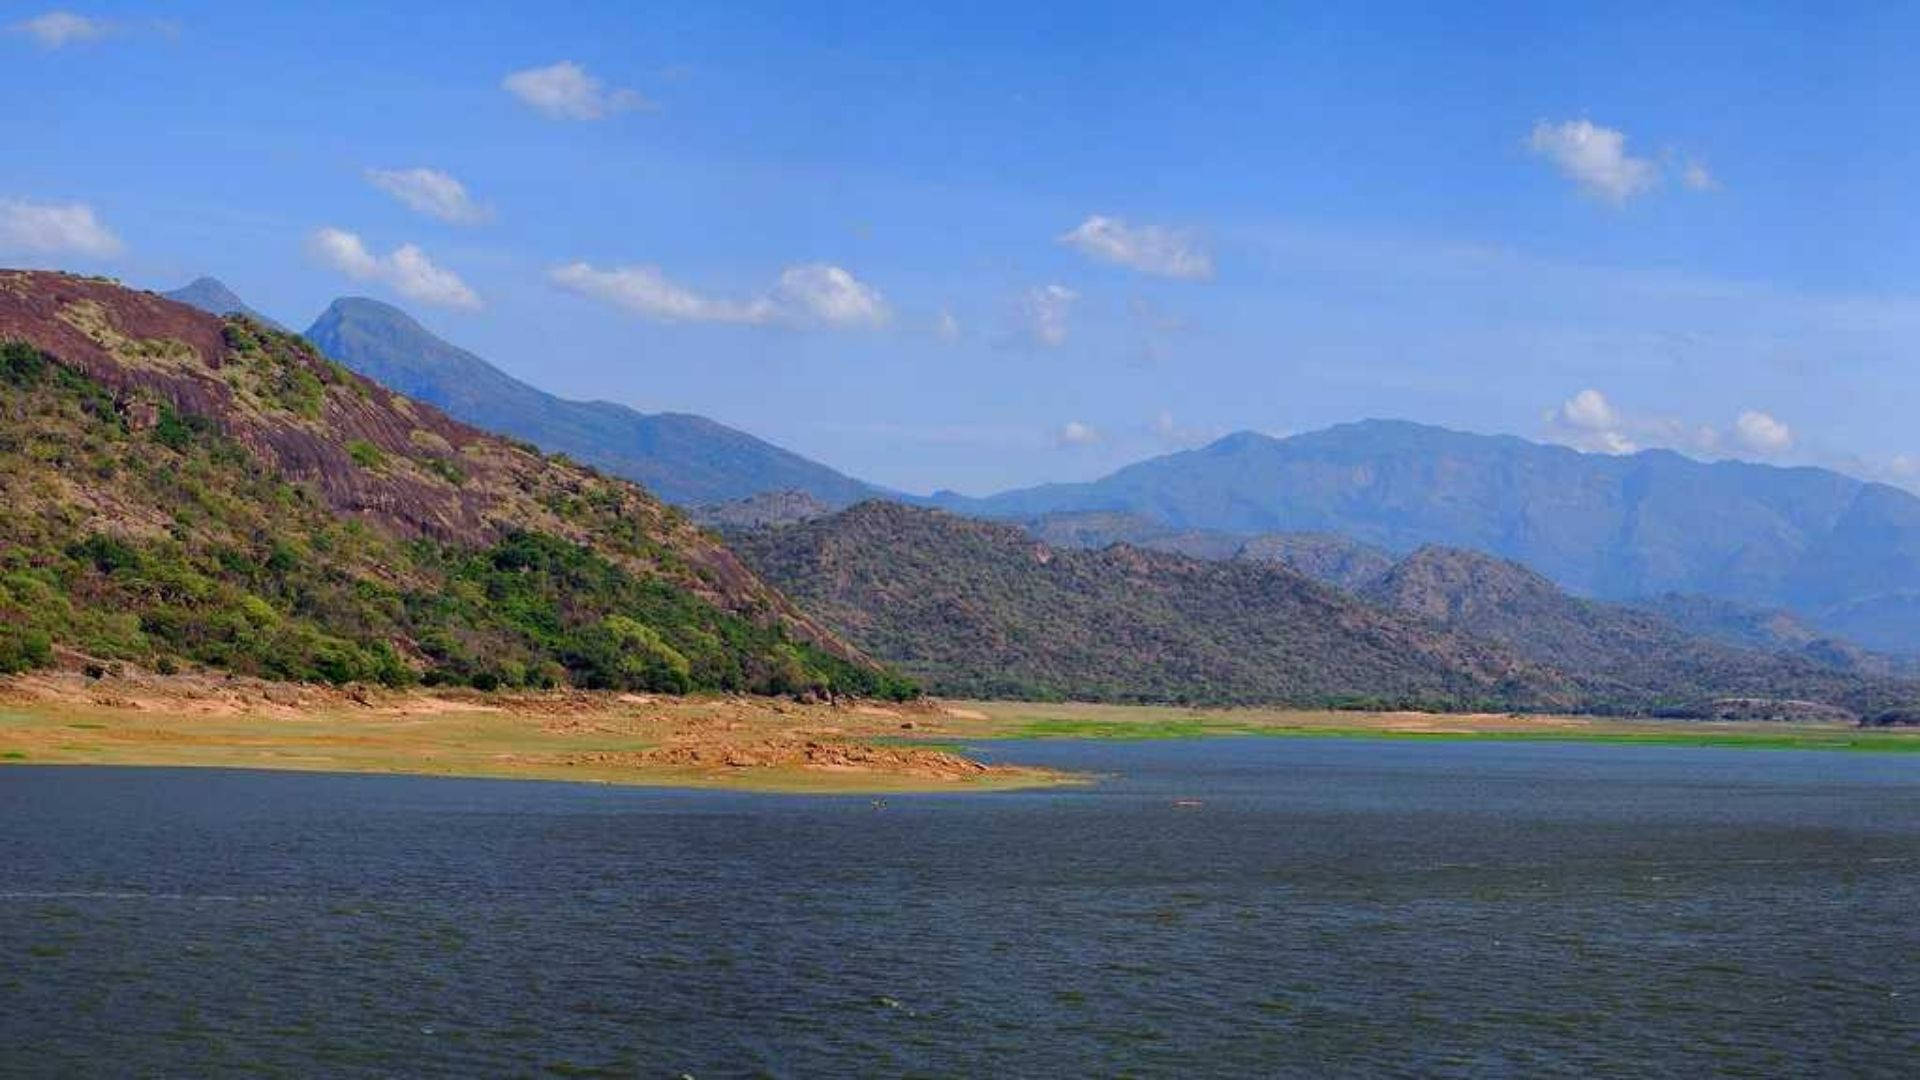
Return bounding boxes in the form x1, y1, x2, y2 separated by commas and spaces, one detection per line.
309, 227, 480, 310
934, 309, 961, 341
502, 61, 650, 120
364, 167, 489, 225
548, 261, 888, 329
1544, 389, 1794, 460
11, 11, 108, 47
1021, 284, 1077, 346
1058, 420, 1101, 447
1059, 215, 1213, 279
1545, 388, 1637, 453
1734, 410, 1793, 454
770, 263, 889, 327
0, 197, 120, 256
1528, 120, 1660, 204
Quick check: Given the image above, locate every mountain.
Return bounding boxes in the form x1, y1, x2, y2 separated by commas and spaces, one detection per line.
1357, 547, 1904, 716
304, 297, 887, 508
1626, 592, 1912, 678
1021, 511, 1395, 590
1235, 532, 1396, 591
0, 270, 906, 698
161, 276, 285, 330
691, 490, 835, 531
730, 501, 1572, 708
938, 420, 1920, 652
1022, 510, 1245, 560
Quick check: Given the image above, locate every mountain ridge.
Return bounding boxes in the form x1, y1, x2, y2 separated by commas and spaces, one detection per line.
162, 276, 286, 331
938, 420, 1920, 651
303, 296, 887, 508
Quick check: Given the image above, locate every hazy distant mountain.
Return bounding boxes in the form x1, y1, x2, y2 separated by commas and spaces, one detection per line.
1359, 547, 1902, 716
304, 297, 887, 508
939, 420, 1920, 652
1627, 592, 1912, 679
161, 277, 285, 330
730, 501, 1570, 707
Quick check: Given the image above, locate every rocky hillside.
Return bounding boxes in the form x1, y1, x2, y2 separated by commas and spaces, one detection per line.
1359, 546, 1909, 715
731, 502, 1569, 708
305, 295, 886, 507
0, 271, 907, 697
938, 419, 1920, 653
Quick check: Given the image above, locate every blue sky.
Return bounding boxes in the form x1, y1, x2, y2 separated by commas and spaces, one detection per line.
6, 2, 1920, 493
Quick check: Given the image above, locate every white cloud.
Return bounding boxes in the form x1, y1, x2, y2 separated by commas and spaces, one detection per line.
502, 61, 650, 120
548, 264, 768, 323
1734, 410, 1793, 454
1545, 388, 1637, 453
1059, 215, 1213, 279
1681, 158, 1719, 192
309, 227, 480, 310
364, 167, 489, 225
771, 263, 889, 327
549, 261, 887, 330
1528, 120, 1659, 204
1021, 284, 1077, 346
11, 11, 107, 47
0, 197, 120, 256
1545, 389, 1796, 461
1058, 420, 1101, 447
934, 309, 961, 341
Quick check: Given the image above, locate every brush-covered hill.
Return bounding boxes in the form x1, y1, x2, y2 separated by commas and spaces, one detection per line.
691, 490, 835, 531
1234, 532, 1396, 591
729, 501, 1569, 707
1021, 511, 1395, 589
937, 420, 1920, 653
0, 271, 909, 698
1358, 546, 1908, 716
305, 296, 886, 508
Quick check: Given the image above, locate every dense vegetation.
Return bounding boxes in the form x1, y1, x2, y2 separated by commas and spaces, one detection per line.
731, 501, 1565, 709
0, 325, 909, 699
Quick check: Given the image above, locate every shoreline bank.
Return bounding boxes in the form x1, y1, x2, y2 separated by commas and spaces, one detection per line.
3, 675, 1915, 794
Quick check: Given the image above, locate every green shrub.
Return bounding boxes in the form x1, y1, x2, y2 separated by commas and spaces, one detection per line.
346, 440, 384, 469
0, 627, 52, 674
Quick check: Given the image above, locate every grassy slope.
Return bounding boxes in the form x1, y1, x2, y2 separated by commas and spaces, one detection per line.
0, 274, 911, 698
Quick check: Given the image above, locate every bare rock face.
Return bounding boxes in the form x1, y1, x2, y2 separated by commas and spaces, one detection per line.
0, 270, 859, 663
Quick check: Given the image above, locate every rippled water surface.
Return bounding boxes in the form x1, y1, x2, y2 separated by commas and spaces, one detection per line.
3, 738, 1917, 1077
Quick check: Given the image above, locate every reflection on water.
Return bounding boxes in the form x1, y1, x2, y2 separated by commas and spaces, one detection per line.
2, 738, 1916, 1077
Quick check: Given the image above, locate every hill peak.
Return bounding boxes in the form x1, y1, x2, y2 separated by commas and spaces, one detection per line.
161, 276, 285, 331
304, 296, 887, 508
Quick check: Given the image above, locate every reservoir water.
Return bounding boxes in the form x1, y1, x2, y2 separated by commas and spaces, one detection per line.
2, 737, 1916, 1077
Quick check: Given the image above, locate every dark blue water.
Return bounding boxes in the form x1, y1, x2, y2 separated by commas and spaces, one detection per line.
2, 738, 1916, 1077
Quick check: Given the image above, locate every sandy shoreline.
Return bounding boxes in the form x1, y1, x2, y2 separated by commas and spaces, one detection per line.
0, 673, 1068, 794
2, 674, 1913, 794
